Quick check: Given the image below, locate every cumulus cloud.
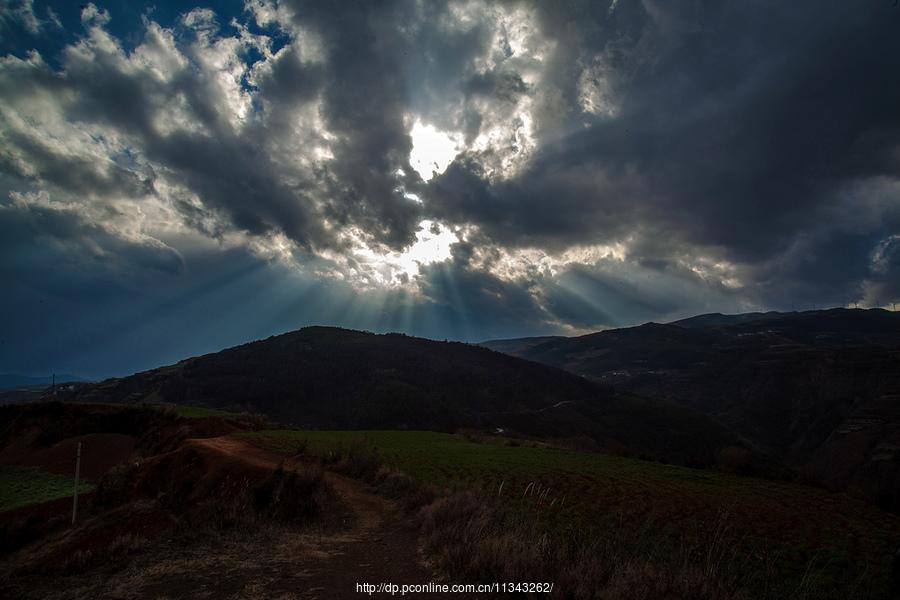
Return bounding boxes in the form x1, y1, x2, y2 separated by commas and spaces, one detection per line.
2, 189, 185, 277
1, 0, 61, 35
79, 3, 110, 28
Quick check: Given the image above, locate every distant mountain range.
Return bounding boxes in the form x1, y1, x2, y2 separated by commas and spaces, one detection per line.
0, 373, 84, 390
482, 308, 900, 511
56, 326, 760, 471
39, 308, 900, 511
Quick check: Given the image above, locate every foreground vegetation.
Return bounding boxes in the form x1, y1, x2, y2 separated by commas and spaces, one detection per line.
241, 429, 900, 599
0, 466, 94, 513
3, 400, 898, 598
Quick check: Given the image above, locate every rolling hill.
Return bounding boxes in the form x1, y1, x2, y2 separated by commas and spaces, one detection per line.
56, 326, 759, 470
482, 308, 900, 510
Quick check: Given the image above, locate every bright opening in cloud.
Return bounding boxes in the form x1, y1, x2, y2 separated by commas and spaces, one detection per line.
352, 220, 459, 286
409, 121, 461, 181
397, 219, 458, 273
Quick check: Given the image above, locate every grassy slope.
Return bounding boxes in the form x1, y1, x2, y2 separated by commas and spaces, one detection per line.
169, 405, 245, 419
63, 327, 752, 469
240, 429, 900, 593
0, 466, 94, 512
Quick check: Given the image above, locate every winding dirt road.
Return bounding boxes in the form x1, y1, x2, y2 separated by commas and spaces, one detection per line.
176, 436, 440, 599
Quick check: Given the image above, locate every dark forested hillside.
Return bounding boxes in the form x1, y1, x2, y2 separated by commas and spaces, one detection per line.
57, 327, 755, 469
483, 308, 900, 510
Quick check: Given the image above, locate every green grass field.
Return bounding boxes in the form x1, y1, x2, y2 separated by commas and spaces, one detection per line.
240, 429, 900, 594
0, 466, 95, 513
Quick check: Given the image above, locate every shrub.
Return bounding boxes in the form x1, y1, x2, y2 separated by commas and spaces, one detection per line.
292, 438, 309, 456
253, 463, 330, 522
326, 439, 382, 480
92, 461, 139, 510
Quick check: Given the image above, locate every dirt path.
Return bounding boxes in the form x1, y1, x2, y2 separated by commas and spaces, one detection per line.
189, 435, 393, 536
2, 435, 456, 599
175, 436, 440, 599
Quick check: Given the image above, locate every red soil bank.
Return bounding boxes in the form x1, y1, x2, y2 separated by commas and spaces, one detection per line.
0, 433, 137, 481
125, 437, 279, 508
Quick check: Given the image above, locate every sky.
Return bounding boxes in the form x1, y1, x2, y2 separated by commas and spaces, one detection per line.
2, 1, 899, 379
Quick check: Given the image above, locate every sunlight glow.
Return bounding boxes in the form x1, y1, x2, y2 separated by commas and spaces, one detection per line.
396, 220, 458, 274
352, 220, 460, 287
409, 121, 461, 181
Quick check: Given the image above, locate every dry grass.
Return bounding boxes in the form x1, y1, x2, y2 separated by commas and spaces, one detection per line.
417, 492, 743, 599
2, 522, 335, 600
252, 463, 331, 523
242, 429, 900, 598
272, 434, 762, 598
0, 464, 341, 599
416, 491, 884, 600
1, 461, 335, 578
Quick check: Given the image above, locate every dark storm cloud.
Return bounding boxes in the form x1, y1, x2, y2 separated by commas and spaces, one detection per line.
0, 193, 185, 281
0, 126, 151, 199
428, 155, 650, 251
251, 44, 325, 117
288, 1, 422, 250
426, 1, 900, 304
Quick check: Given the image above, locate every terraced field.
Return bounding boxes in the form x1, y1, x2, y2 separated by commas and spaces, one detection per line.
241, 429, 900, 595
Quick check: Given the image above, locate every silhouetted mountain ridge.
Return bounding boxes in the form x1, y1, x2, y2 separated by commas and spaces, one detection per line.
59, 326, 757, 470
482, 308, 900, 510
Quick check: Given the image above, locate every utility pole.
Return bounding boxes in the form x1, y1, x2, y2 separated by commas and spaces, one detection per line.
72, 442, 82, 526
51, 373, 55, 396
